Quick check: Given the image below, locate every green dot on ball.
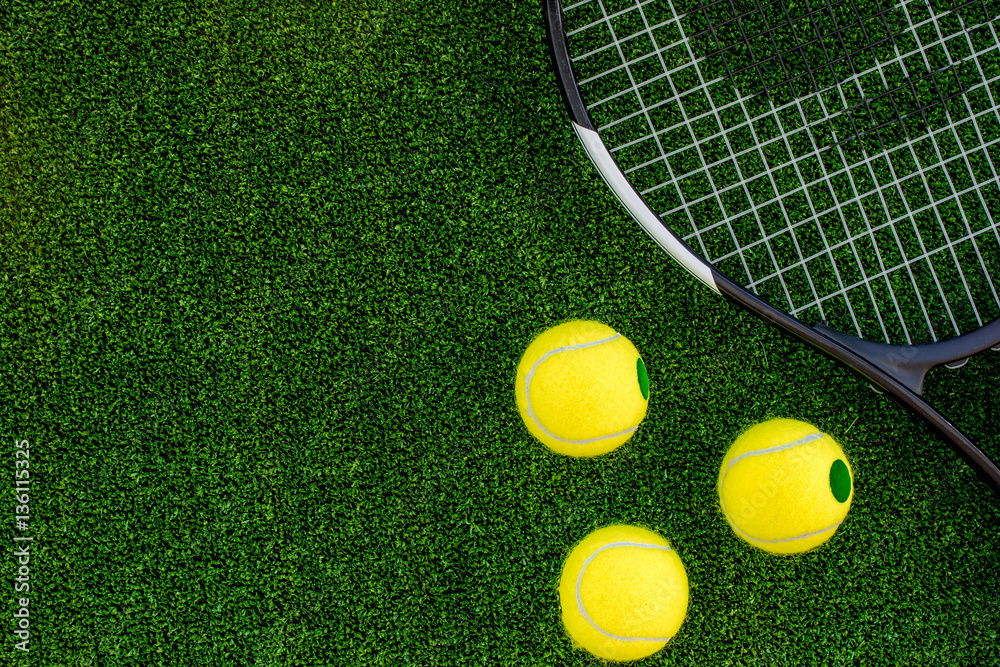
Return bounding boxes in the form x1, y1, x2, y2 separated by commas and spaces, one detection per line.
829, 459, 851, 503
636, 358, 649, 400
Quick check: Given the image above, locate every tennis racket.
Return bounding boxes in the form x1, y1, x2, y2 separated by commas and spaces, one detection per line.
545, 0, 1000, 494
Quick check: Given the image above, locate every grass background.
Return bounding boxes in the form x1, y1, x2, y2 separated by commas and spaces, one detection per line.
2, 0, 999, 665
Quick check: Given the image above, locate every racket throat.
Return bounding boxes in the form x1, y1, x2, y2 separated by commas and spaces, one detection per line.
813, 322, 1000, 396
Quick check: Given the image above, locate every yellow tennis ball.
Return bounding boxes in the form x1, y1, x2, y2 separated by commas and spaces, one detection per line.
718, 418, 854, 554
515, 320, 650, 458
558, 525, 688, 662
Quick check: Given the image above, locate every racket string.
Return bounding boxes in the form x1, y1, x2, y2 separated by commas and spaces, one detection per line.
889, 0, 1000, 339
563, 0, 1000, 345
722, 0, 902, 342
677, 0, 995, 343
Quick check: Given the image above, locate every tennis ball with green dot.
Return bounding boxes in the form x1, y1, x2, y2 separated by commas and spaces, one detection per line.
718, 418, 854, 554
515, 320, 650, 458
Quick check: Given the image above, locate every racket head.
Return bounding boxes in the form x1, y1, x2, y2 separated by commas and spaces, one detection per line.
547, 0, 1000, 350
545, 0, 1000, 493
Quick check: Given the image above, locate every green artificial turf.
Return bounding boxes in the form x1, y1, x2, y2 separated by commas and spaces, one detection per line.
1, 0, 998, 665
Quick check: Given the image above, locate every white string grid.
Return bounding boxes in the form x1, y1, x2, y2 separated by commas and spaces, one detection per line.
562, 0, 1000, 345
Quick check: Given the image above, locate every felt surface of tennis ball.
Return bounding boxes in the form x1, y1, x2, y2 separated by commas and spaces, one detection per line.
718, 418, 854, 554
515, 320, 649, 458
558, 525, 688, 662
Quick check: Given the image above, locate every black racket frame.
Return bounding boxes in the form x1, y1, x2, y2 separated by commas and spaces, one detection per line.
545, 0, 1000, 494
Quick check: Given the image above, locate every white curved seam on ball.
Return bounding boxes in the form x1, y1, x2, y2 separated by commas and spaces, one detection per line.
576, 540, 674, 643
731, 518, 844, 545
719, 432, 841, 544
523, 333, 638, 445
723, 432, 825, 474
